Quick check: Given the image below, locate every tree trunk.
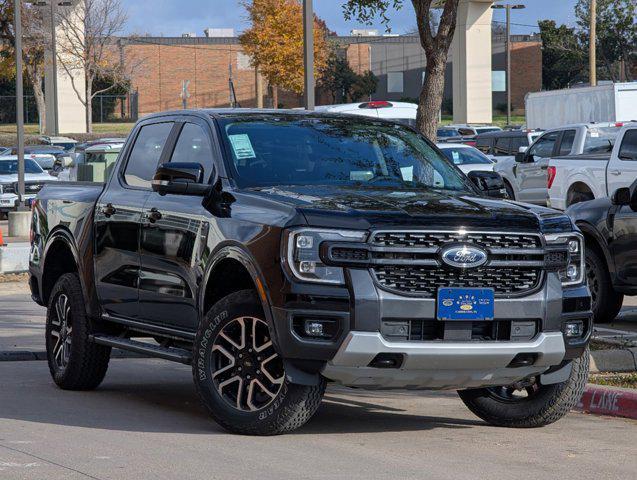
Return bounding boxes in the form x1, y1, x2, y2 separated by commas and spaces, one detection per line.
86, 82, 92, 133
416, 54, 446, 141
25, 64, 46, 134
272, 85, 279, 109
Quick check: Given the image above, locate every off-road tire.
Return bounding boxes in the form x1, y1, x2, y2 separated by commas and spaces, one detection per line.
193, 290, 326, 435
46, 273, 111, 390
457, 348, 589, 428
586, 247, 623, 324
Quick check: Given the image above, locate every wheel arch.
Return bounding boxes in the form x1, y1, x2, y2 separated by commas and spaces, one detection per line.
567, 182, 595, 207
41, 228, 83, 305
576, 221, 615, 280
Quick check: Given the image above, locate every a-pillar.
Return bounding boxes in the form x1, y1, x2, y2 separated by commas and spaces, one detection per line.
452, 0, 497, 125
44, 0, 87, 134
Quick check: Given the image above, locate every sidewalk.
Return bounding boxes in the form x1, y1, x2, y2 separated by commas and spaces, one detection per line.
0, 219, 30, 273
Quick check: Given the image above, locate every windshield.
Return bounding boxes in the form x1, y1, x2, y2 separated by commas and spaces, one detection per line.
0, 159, 44, 175
475, 127, 500, 134
437, 128, 459, 138
218, 115, 473, 192
440, 147, 493, 165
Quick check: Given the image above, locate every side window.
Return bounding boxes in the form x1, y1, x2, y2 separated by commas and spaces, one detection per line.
558, 130, 576, 155
123, 122, 173, 188
510, 137, 527, 153
528, 132, 559, 160
494, 137, 510, 155
618, 130, 637, 161
170, 123, 215, 181
475, 138, 492, 154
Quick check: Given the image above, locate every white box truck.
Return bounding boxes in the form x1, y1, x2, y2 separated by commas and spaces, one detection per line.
526, 82, 637, 130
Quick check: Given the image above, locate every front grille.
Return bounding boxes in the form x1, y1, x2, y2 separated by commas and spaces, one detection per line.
374, 265, 541, 296
382, 319, 538, 342
369, 230, 544, 297
13, 182, 44, 194
372, 232, 541, 249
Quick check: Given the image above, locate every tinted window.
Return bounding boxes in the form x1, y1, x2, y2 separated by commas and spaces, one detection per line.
528, 132, 559, 159
438, 128, 460, 138
475, 137, 493, 154
440, 147, 493, 165
559, 130, 577, 155
123, 122, 173, 188
618, 130, 637, 161
583, 126, 620, 154
457, 128, 475, 136
170, 123, 215, 181
219, 116, 472, 192
0, 159, 43, 174
510, 137, 528, 153
494, 137, 511, 155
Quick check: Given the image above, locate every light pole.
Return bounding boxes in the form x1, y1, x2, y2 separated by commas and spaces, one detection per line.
589, 0, 596, 86
492, 3, 525, 127
302, 0, 315, 110
14, 0, 25, 210
33, 1, 72, 136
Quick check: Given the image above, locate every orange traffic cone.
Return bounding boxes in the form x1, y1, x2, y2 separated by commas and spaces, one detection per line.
0, 227, 4, 247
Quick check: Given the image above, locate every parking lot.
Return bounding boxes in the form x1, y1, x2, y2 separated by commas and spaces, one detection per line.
0, 281, 636, 480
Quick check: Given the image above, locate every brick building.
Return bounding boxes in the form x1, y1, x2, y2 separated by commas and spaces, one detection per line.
118, 33, 541, 117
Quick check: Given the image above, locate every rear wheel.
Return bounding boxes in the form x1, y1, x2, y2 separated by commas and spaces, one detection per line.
46, 273, 111, 390
193, 290, 325, 435
586, 247, 623, 324
458, 348, 589, 428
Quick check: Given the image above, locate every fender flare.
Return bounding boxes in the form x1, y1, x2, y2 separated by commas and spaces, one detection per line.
41, 227, 88, 303
576, 221, 616, 279
198, 242, 279, 342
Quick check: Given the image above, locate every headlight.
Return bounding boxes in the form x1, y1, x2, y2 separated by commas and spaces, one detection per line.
545, 232, 585, 286
283, 228, 367, 284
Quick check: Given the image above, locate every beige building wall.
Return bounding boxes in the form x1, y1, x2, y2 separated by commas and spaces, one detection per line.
452, 0, 495, 124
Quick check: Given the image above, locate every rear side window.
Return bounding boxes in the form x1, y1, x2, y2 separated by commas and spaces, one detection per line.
475, 137, 493, 153
170, 123, 215, 181
618, 130, 637, 161
558, 130, 577, 155
510, 137, 528, 153
123, 122, 173, 188
583, 126, 619, 154
529, 132, 559, 159
494, 137, 511, 155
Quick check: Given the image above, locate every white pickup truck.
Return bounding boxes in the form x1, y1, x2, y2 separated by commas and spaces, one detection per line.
548, 124, 637, 210
495, 123, 622, 205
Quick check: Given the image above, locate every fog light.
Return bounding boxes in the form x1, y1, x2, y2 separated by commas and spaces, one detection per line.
566, 264, 578, 280
568, 239, 580, 253
296, 235, 314, 249
564, 321, 584, 338
304, 321, 325, 338
299, 261, 316, 273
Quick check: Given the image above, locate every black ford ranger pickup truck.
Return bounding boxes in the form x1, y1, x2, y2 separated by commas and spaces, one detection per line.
29, 109, 591, 435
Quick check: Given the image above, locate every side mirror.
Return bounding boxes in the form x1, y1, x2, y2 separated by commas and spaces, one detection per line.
611, 187, 631, 206
468, 171, 508, 199
151, 162, 210, 196
515, 152, 527, 163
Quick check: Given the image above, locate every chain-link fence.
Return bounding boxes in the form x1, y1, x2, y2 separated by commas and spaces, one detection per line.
0, 92, 138, 125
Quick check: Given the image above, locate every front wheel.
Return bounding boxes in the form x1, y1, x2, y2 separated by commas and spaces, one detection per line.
193, 290, 325, 435
457, 348, 589, 428
586, 247, 623, 324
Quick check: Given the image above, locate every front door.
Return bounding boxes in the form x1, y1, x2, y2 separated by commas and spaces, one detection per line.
138, 119, 217, 331
94, 120, 175, 319
517, 131, 559, 205
607, 129, 637, 197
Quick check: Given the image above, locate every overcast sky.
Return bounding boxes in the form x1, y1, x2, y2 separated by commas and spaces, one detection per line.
121, 0, 579, 37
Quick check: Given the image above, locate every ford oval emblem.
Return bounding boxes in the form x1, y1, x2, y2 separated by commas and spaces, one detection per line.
440, 245, 488, 269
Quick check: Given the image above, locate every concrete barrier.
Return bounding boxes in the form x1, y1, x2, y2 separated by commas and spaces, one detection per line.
0, 242, 30, 273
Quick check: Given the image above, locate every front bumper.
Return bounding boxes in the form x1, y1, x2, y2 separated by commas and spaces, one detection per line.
322, 331, 565, 389
0, 193, 36, 211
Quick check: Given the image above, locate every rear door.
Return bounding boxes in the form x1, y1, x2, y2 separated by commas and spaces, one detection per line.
138, 117, 217, 331
607, 128, 637, 197
94, 119, 174, 320
517, 131, 560, 204
610, 177, 637, 286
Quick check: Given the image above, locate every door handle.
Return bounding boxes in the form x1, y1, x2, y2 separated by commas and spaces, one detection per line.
146, 208, 162, 223
100, 203, 116, 217
610, 170, 621, 176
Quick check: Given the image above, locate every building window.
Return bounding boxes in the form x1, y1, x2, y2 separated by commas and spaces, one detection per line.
387, 72, 404, 93
492, 71, 506, 92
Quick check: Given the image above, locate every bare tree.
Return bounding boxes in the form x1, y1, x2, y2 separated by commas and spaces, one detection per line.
0, 1, 48, 133
56, 0, 133, 132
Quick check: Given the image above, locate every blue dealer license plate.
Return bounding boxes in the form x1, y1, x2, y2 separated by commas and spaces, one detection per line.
437, 288, 495, 321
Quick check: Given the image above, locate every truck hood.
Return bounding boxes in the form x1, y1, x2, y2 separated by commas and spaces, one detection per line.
240, 185, 572, 233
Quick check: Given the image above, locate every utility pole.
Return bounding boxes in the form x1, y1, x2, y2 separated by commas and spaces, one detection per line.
589, 0, 597, 86
14, 0, 25, 209
492, 3, 525, 126
49, 0, 59, 134
302, 0, 314, 110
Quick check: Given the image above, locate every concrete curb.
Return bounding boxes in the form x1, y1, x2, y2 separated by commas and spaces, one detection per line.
575, 384, 637, 421
590, 348, 637, 373
0, 242, 30, 274
0, 349, 147, 362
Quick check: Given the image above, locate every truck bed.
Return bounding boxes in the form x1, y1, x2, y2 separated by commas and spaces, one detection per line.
548, 153, 611, 210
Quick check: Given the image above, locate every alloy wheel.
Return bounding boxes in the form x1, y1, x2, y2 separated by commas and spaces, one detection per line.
50, 294, 72, 369
586, 260, 599, 309
211, 316, 284, 412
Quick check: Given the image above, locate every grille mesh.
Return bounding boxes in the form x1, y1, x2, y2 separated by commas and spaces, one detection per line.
372, 232, 541, 249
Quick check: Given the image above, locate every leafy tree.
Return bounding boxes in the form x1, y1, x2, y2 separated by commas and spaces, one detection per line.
351, 70, 378, 101
574, 0, 636, 82
319, 53, 378, 103
240, 0, 331, 108
0, 1, 48, 132
538, 20, 588, 89
342, 0, 460, 140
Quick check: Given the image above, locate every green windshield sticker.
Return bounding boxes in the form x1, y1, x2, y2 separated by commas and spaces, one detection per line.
228, 134, 256, 159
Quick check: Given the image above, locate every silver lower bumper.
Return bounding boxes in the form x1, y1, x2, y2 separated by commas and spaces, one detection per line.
321, 331, 566, 390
